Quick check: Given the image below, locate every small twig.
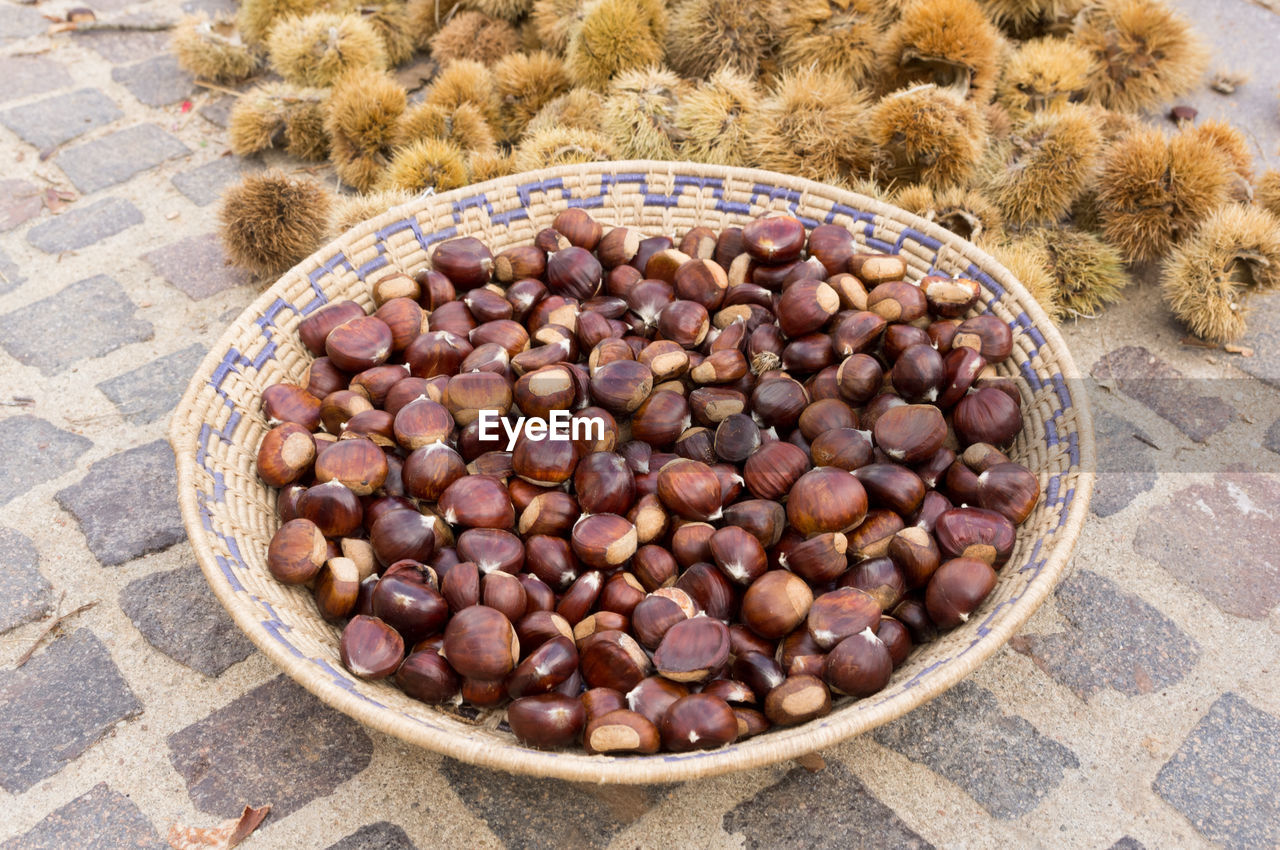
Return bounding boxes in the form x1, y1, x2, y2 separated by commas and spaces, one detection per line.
15, 595, 99, 668
1132, 433, 1161, 451
194, 80, 245, 98
49, 18, 175, 32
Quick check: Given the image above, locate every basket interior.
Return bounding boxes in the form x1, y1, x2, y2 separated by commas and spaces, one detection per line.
171, 162, 1093, 783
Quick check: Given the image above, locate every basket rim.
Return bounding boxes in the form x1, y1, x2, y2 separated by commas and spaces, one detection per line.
170, 160, 1095, 783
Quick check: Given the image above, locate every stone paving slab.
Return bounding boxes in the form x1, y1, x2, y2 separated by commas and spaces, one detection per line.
871, 681, 1080, 819
0, 274, 153, 375
0, 415, 91, 507
96, 343, 208, 424
118, 564, 255, 676
25, 198, 144, 253
167, 675, 374, 819
1154, 693, 1280, 850
74, 29, 172, 64
171, 156, 245, 207
723, 761, 935, 850
112, 55, 195, 108
0, 629, 142, 794
0, 527, 51, 634
144, 232, 253, 300
0, 88, 123, 151
56, 123, 189, 195
325, 822, 419, 850
0, 5, 47, 42
0, 58, 69, 104
0, 782, 166, 850
0, 178, 44, 233
0, 246, 23, 295
55, 440, 185, 567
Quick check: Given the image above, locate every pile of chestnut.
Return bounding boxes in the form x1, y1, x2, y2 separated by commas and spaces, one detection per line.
257, 208, 1041, 755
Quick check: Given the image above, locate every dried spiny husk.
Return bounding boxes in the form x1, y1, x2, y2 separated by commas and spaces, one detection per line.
675, 66, 762, 167
238, 0, 325, 45
173, 14, 261, 82
524, 86, 605, 135
466, 0, 534, 21
983, 105, 1102, 227
982, 100, 1013, 144
1071, 0, 1207, 114
1160, 204, 1280, 342
600, 66, 688, 160
492, 50, 572, 142
424, 59, 502, 127
331, 187, 415, 234
429, 9, 520, 66
996, 36, 1094, 120
267, 12, 388, 87
220, 170, 334, 277
1184, 119, 1253, 200
778, 0, 890, 88
380, 137, 469, 193
229, 82, 330, 160
979, 0, 1083, 38
1097, 127, 1233, 263
666, 0, 779, 80
356, 2, 417, 67
748, 66, 874, 185
566, 0, 665, 90
893, 183, 1004, 244
324, 66, 408, 192
513, 125, 617, 171
1257, 170, 1280, 219
842, 176, 890, 200
987, 238, 1061, 318
396, 101, 496, 153
1023, 226, 1127, 317
531, 0, 586, 55
869, 84, 987, 190
467, 149, 517, 182
879, 0, 1005, 102
405, 0, 464, 49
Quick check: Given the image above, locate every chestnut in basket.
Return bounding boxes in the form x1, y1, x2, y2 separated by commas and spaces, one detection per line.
254, 209, 1038, 756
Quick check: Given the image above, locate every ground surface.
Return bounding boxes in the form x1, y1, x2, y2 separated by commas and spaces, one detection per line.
0, 1, 1278, 847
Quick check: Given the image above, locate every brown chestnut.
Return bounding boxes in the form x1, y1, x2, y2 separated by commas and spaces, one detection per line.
786, 467, 868, 536
925, 557, 998, 628
660, 693, 738, 752
807, 587, 881, 649
340, 615, 404, 680
763, 675, 832, 726
741, 571, 814, 640
653, 616, 730, 683
443, 605, 520, 679
508, 693, 586, 749
267, 518, 327, 585
824, 628, 893, 696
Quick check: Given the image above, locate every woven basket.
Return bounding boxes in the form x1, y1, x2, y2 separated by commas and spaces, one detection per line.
170, 161, 1094, 783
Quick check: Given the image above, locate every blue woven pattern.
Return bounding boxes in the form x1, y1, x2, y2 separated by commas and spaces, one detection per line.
177, 164, 1089, 772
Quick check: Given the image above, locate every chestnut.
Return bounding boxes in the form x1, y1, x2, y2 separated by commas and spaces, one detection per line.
556, 570, 604, 625
853, 463, 925, 516
807, 587, 881, 649
976, 462, 1040, 524
656, 300, 710, 348
631, 593, 688, 649
823, 628, 893, 697
847, 253, 907, 285
340, 615, 404, 680
713, 413, 761, 463
660, 693, 738, 752
432, 236, 493, 290
781, 531, 849, 584
626, 676, 689, 726
262, 383, 323, 430
632, 544, 679, 592
763, 675, 832, 726
297, 480, 363, 537
841, 556, 907, 612
628, 493, 669, 544
741, 570, 814, 640
742, 441, 810, 502
402, 442, 466, 502
314, 556, 360, 621
372, 562, 447, 643
442, 605, 520, 679
830, 310, 887, 357
441, 560, 480, 612
777, 280, 840, 338
876, 615, 913, 667
506, 635, 578, 698
953, 387, 1022, 447
314, 436, 388, 496
872, 404, 947, 465
786, 467, 868, 536
406, 330, 472, 379
925, 557, 998, 628
395, 649, 460, 703
267, 518, 327, 585
697, 503, 757, 563
443, 371, 514, 426
656, 458, 724, 521
809, 428, 872, 471
439, 475, 514, 529
721, 500, 786, 549
835, 353, 883, 404
392, 397, 455, 450
653, 616, 730, 683
890, 345, 946, 404
570, 513, 637, 570
300, 300, 365, 356
934, 507, 1016, 566
953, 314, 1013, 361
573, 451, 636, 515
257, 422, 315, 488
547, 246, 603, 300
743, 215, 805, 264
494, 245, 547, 283
370, 509, 437, 567
517, 491, 580, 537
508, 693, 586, 749
888, 526, 942, 588
582, 709, 660, 754
867, 281, 928, 324
326, 315, 393, 373
580, 629, 651, 692
847, 510, 905, 561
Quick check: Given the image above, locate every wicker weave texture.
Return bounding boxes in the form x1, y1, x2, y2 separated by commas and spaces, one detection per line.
170, 161, 1094, 783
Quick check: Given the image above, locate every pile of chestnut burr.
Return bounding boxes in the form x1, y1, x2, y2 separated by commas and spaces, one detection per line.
257, 208, 1041, 755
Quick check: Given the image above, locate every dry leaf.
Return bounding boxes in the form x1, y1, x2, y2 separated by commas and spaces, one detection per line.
1224, 344, 1254, 357
168, 805, 270, 850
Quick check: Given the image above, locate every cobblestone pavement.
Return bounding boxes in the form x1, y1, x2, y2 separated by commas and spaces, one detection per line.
1, 0, 1279, 847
